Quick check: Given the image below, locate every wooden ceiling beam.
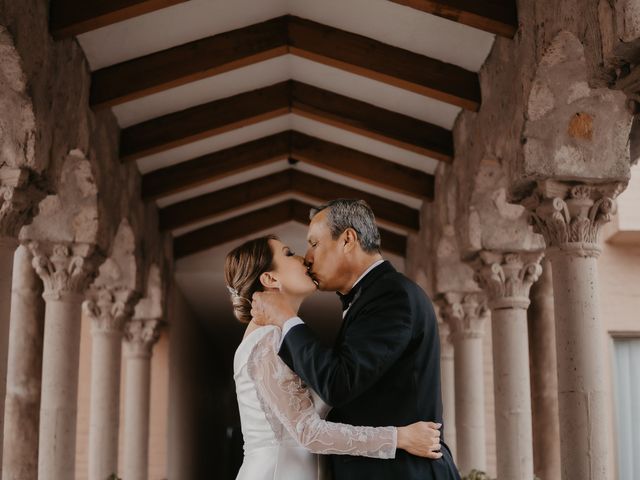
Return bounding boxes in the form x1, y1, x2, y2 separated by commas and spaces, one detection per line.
141, 132, 290, 200
119, 82, 290, 162
290, 82, 452, 161
290, 132, 434, 199
159, 170, 419, 233
90, 15, 479, 110
159, 170, 292, 231
387, 0, 518, 38
173, 201, 294, 259
90, 16, 288, 108
50, 0, 189, 39
141, 130, 435, 201
287, 15, 479, 110
122, 81, 452, 162
173, 199, 407, 259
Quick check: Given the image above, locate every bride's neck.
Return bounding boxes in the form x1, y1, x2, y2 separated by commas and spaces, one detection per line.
265, 288, 304, 315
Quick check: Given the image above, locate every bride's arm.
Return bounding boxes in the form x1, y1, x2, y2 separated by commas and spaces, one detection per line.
247, 329, 442, 459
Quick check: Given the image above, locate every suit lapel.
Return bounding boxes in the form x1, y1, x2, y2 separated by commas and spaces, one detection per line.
334, 261, 396, 343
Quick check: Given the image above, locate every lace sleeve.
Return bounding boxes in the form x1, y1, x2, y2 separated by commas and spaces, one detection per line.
247, 328, 397, 458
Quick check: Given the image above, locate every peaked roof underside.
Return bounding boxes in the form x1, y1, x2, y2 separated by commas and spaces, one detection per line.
52, 0, 508, 318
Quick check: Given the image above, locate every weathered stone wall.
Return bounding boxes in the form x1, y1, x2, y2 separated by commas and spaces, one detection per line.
0, 0, 169, 280
441, 0, 640, 257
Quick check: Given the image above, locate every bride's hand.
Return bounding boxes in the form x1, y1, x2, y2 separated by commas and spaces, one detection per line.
397, 421, 443, 459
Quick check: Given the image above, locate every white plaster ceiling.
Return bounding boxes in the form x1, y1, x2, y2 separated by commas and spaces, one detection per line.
75, 0, 495, 326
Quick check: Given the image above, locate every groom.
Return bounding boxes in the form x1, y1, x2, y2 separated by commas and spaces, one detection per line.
252, 199, 460, 479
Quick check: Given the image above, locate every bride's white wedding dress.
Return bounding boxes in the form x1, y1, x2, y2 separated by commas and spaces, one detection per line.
233, 325, 397, 480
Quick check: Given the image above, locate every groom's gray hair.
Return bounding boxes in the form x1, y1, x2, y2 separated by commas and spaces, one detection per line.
310, 199, 381, 253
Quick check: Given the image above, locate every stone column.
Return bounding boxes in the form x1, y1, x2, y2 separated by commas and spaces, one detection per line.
85, 288, 136, 480
438, 292, 488, 475
0, 237, 17, 461
2, 245, 44, 480
474, 251, 542, 480
437, 318, 456, 458
524, 180, 624, 480
527, 258, 561, 480
29, 242, 100, 480
0, 167, 38, 474
122, 318, 163, 480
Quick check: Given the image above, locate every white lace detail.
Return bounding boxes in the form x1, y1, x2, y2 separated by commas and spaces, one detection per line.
246, 328, 397, 458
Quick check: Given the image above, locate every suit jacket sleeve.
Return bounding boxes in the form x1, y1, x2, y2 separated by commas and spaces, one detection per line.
279, 279, 413, 407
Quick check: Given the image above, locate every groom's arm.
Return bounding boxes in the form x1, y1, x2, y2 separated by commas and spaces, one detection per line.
279, 281, 414, 408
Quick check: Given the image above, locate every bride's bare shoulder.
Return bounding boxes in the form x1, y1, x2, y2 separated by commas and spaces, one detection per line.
242, 320, 260, 340
242, 321, 281, 344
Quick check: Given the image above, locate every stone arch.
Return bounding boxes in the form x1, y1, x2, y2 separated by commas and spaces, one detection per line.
91, 218, 143, 297
21, 150, 100, 246
0, 26, 35, 170
134, 264, 164, 321
522, 31, 631, 186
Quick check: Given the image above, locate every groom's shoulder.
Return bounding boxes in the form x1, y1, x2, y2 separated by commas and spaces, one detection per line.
375, 268, 428, 299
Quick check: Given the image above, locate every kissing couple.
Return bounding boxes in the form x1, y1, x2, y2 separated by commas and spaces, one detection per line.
225, 199, 460, 479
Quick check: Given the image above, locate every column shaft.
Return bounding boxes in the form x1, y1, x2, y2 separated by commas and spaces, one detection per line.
123, 354, 152, 480
491, 307, 534, 480
0, 236, 18, 473
440, 344, 456, 458
453, 335, 485, 473
550, 253, 608, 479
88, 331, 123, 480
528, 259, 561, 480
2, 245, 44, 480
37, 294, 83, 480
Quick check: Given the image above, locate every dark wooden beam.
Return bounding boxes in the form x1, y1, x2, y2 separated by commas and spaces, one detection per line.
387, 0, 517, 38
173, 201, 294, 259
160, 170, 292, 231
159, 170, 419, 232
90, 16, 288, 108
119, 82, 290, 162
290, 170, 420, 232
173, 199, 407, 258
287, 200, 407, 257
90, 15, 479, 110
290, 82, 452, 161
142, 131, 435, 201
290, 132, 435, 198
287, 15, 479, 110
290, 82, 451, 161
141, 132, 290, 200
50, 0, 189, 39
123, 81, 452, 162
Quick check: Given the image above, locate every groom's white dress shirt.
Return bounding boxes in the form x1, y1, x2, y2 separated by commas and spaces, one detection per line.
279, 259, 385, 347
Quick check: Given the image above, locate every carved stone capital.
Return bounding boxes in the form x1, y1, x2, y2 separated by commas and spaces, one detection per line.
84, 287, 139, 335
0, 166, 40, 238
28, 241, 101, 301
124, 318, 163, 358
473, 251, 544, 310
437, 292, 489, 340
522, 179, 626, 258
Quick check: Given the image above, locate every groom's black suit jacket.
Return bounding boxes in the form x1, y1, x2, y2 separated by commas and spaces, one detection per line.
279, 261, 460, 480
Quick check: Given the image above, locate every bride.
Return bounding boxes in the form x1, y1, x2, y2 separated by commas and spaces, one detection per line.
225, 235, 443, 480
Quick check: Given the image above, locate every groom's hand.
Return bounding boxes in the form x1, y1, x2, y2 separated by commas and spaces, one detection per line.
397, 421, 443, 459
251, 292, 296, 328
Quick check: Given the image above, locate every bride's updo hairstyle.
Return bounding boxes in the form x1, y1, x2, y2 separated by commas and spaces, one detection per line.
224, 235, 278, 323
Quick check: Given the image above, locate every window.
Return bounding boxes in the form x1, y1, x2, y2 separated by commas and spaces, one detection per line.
612, 337, 640, 479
